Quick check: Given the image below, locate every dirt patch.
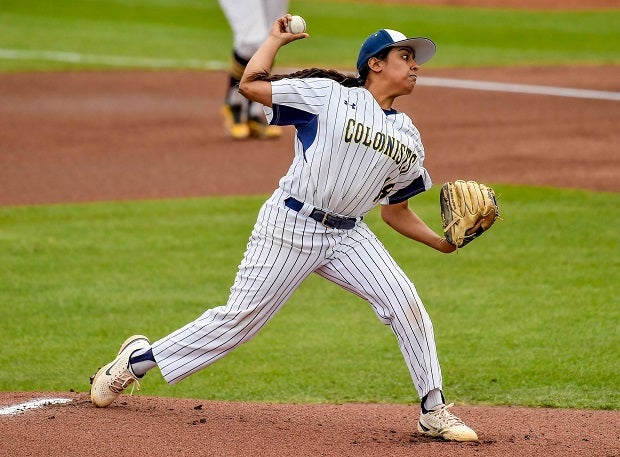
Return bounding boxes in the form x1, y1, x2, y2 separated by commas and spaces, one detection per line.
1, 392, 618, 457
1, 65, 618, 207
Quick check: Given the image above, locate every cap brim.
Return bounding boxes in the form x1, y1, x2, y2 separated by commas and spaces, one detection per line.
390, 37, 436, 65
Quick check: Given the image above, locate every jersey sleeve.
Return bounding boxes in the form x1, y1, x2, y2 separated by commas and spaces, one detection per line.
264, 78, 335, 126
385, 168, 432, 204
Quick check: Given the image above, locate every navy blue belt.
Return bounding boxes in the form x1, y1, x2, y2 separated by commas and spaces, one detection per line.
284, 197, 357, 230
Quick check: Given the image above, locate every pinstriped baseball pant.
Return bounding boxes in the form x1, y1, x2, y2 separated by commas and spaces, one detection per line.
151, 189, 442, 398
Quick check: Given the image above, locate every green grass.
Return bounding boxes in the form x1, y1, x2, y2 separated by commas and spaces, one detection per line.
0, 0, 618, 71
1, 186, 618, 409
1, 0, 618, 411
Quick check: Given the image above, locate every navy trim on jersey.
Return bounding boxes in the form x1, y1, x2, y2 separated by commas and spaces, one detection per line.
271, 103, 318, 161
387, 176, 427, 204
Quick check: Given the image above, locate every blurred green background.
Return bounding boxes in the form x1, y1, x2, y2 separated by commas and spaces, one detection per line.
0, 0, 618, 72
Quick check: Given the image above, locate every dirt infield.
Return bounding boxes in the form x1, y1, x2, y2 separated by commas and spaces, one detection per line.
0, 391, 619, 457
1, 65, 619, 207
1, 5, 620, 452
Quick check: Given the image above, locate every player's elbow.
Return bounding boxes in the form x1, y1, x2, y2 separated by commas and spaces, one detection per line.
239, 76, 272, 107
380, 201, 407, 226
381, 208, 403, 233
237, 77, 250, 96
380, 208, 394, 226
237, 80, 253, 101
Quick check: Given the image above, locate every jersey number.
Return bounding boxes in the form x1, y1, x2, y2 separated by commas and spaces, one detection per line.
374, 178, 395, 202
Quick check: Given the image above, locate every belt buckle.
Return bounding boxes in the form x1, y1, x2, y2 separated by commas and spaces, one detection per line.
321, 211, 336, 229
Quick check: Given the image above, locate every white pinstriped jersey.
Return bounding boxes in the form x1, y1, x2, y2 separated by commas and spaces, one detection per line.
266, 77, 432, 217
151, 76, 443, 398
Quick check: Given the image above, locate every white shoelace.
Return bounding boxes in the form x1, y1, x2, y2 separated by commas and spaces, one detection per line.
109, 368, 141, 395
429, 403, 466, 426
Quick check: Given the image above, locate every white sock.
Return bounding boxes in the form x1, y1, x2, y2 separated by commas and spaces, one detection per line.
129, 347, 157, 378
423, 389, 444, 412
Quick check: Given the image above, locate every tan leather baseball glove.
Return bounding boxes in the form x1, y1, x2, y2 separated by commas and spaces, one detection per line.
440, 180, 499, 248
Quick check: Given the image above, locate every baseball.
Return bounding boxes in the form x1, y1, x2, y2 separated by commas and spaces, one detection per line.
286, 15, 306, 34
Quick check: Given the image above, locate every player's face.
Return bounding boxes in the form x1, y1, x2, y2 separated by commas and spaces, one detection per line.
383, 47, 419, 95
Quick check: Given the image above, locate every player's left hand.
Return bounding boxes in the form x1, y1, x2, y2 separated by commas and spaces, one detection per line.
440, 180, 500, 248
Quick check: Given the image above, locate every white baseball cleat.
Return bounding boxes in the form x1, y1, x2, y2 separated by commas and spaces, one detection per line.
417, 403, 478, 442
90, 335, 150, 407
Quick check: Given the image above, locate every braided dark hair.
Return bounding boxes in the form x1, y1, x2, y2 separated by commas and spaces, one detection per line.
245, 46, 394, 87
246, 67, 364, 87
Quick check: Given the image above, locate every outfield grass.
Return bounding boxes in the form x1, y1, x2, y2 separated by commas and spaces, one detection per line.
1, 186, 618, 409
0, 0, 618, 72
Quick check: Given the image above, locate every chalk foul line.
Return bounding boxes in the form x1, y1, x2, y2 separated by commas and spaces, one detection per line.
0, 397, 73, 416
0, 48, 226, 70
419, 76, 620, 101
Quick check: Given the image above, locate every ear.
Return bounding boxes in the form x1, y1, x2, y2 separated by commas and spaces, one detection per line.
367, 56, 384, 73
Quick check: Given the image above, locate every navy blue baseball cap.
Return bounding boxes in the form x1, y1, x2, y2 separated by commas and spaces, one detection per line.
356, 29, 436, 72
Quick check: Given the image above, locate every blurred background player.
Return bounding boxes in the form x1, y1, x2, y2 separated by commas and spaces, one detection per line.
217, 0, 288, 139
